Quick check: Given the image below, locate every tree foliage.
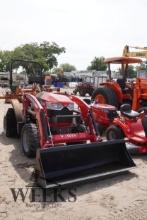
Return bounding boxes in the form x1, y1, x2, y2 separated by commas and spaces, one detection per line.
60, 63, 76, 72
0, 42, 65, 72
0, 50, 13, 71
87, 57, 107, 71
52, 67, 63, 75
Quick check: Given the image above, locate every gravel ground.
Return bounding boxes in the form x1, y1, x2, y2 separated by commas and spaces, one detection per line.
0, 88, 147, 220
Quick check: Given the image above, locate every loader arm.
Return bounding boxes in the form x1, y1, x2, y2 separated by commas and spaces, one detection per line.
23, 93, 48, 147
70, 95, 98, 136
70, 95, 89, 119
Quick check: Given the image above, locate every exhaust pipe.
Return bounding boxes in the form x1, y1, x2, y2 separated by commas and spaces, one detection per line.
35, 140, 135, 188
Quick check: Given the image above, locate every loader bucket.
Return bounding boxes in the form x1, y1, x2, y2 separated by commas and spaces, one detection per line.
35, 140, 135, 188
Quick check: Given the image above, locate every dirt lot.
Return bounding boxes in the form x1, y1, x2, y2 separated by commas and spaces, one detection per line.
0, 91, 147, 220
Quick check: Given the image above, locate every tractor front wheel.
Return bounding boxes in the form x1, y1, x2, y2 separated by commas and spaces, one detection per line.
106, 125, 124, 140
21, 123, 40, 158
4, 108, 17, 137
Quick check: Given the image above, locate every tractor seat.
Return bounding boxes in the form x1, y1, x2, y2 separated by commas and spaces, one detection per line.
120, 104, 140, 118
117, 78, 126, 90
117, 78, 131, 94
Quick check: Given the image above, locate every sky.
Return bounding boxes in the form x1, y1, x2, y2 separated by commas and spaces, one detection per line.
0, 0, 147, 70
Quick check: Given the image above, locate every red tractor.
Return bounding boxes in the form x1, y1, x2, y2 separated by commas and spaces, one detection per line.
73, 76, 93, 97
91, 101, 147, 154
73, 75, 107, 97
73, 81, 94, 96
4, 92, 135, 188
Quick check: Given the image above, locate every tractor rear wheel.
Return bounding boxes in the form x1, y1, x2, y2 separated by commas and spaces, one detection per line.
106, 125, 124, 140
92, 87, 118, 107
21, 123, 40, 158
4, 108, 17, 137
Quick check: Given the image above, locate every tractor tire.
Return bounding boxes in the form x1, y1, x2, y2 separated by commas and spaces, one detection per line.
92, 87, 118, 107
21, 123, 40, 158
106, 125, 124, 140
4, 108, 17, 137
95, 123, 105, 136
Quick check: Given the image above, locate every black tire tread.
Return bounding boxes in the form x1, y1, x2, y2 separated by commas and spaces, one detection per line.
21, 123, 40, 158
92, 87, 118, 107
4, 108, 17, 137
106, 125, 124, 140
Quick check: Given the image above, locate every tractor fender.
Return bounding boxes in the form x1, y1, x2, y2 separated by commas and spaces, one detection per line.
112, 118, 130, 137
11, 99, 23, 123
102, 82, 123, 103
11, 99, 24, 135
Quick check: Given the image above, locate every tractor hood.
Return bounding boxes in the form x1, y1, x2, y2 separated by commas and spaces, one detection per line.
37, 91, 74, 106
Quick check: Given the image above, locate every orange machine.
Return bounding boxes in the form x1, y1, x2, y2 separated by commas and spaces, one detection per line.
92, 56, 147, 110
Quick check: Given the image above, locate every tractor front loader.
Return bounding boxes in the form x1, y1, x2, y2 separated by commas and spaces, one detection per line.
4, 92, 135, 188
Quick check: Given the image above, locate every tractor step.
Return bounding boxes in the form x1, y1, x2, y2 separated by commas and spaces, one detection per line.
35, 140, 135, 188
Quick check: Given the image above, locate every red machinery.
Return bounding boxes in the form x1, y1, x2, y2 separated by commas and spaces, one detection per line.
4, 92, 135, 188
73, 82, 95, 96
92, 57, 147, 111
91, 101, 147, 154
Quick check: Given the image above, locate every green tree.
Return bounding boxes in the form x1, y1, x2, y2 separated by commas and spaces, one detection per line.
52, 67, 63, 75
0, 42, 65, 72
60, 63, 76, 72
87, 57, 107, 71
0, 50, 13, 71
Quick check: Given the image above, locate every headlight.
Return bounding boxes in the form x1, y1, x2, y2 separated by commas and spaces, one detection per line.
67, 103, 74, 111
47, 102, 63, 110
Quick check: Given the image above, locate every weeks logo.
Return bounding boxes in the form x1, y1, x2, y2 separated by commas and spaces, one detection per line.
10, 187, 77, 203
